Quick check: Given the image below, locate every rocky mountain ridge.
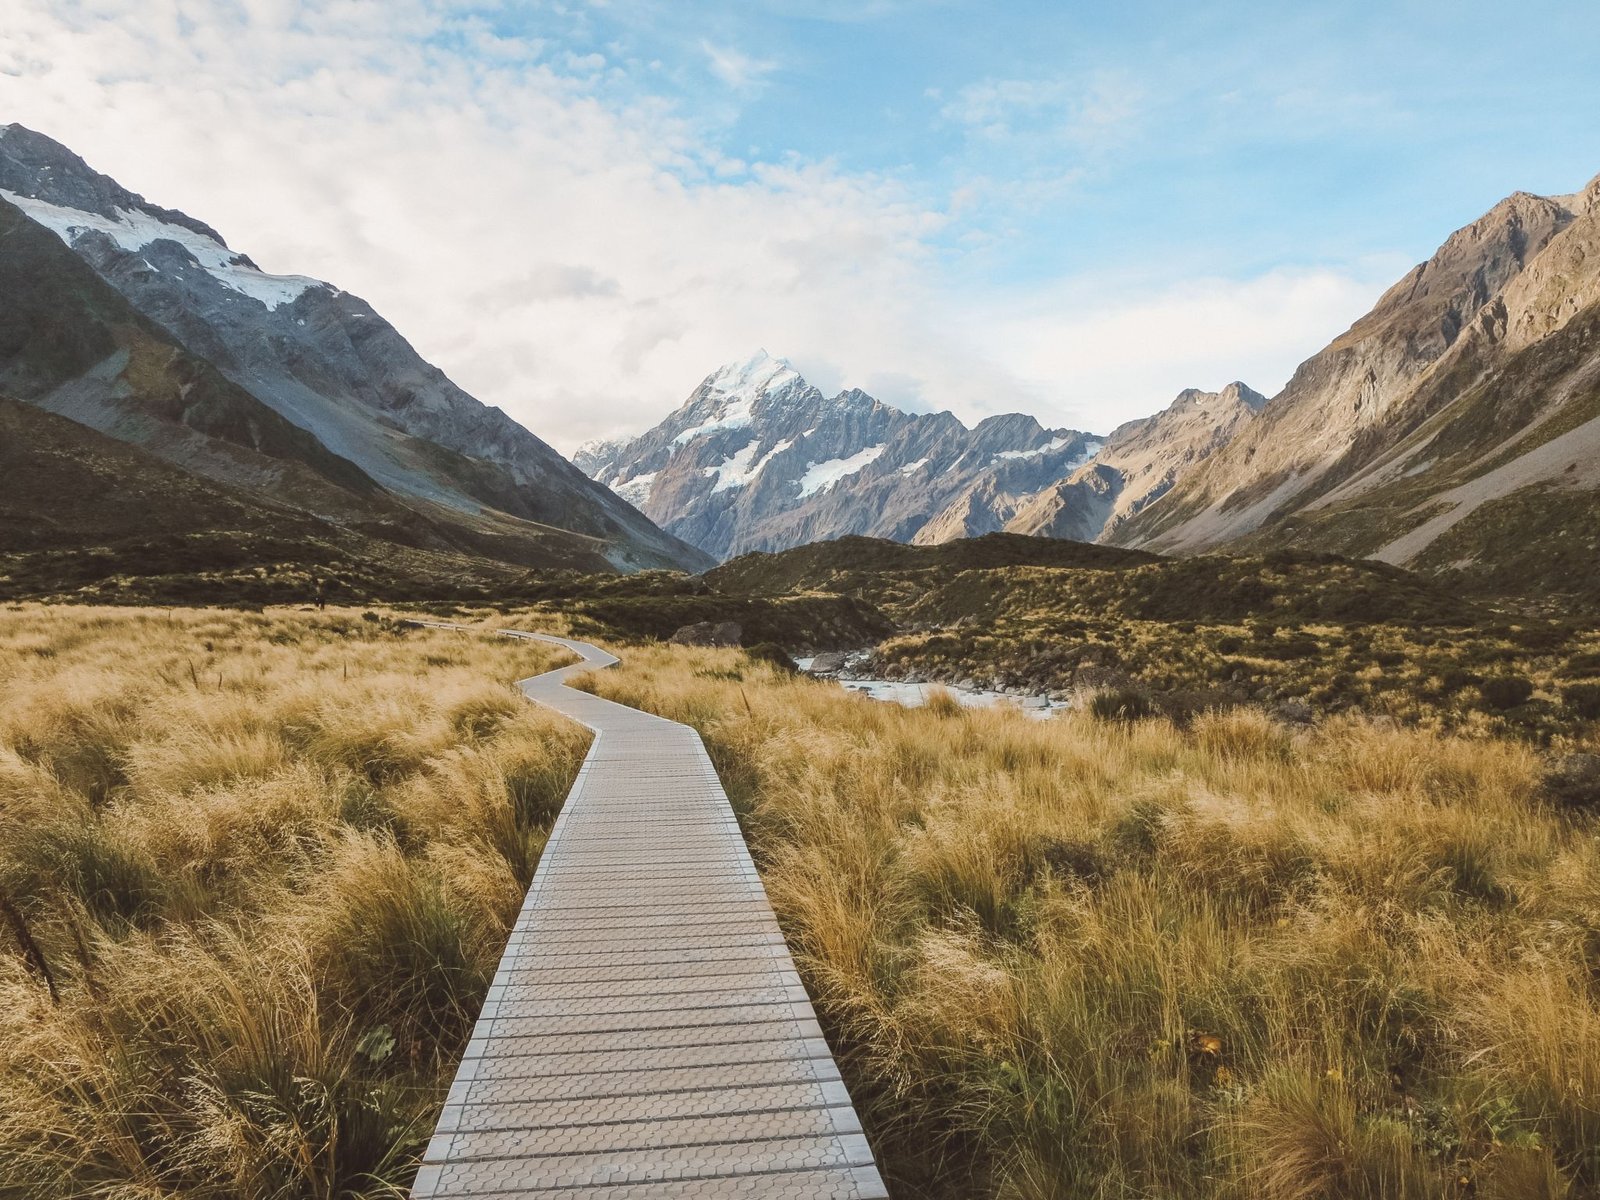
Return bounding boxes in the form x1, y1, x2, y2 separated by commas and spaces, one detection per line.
1113, 171, 1600, 604
1005, 381, 1266, 542
0, 122, 710, 574
580, 351, 1266, 560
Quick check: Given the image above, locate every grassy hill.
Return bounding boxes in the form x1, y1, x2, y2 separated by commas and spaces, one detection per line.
694, 534, 1595, 741
707, 532, 1157, 596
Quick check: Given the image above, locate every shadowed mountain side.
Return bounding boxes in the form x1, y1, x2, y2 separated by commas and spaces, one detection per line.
0, 195, 380, 512
0, 124, 710, 573
0, 399, 628, 602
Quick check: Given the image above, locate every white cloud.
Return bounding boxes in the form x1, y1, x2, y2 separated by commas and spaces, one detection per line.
701, 40, 777, 93
0, 1, 1401, 453
940, 72, 1143, 147
963, 261, 1406, 430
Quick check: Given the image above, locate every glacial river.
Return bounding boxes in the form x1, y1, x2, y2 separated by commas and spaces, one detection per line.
796, 659, 1061, 719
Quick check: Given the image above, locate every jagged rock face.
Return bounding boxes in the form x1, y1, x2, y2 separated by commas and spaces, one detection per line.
1116, 177, 1600, 577
0, 123, 709, 573
579, 351, 1104, 559
1006, 382, 1266, 542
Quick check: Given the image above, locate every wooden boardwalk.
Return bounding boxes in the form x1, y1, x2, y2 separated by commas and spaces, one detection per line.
410, 631, 887, 1199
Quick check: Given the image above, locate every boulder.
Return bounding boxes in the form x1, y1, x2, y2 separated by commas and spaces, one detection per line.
1272, 699, 1314, 725
668, 620, 742, 647
809, 651, 847, 674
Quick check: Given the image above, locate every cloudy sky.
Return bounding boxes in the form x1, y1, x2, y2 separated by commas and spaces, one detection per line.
4, 1, 1599, 451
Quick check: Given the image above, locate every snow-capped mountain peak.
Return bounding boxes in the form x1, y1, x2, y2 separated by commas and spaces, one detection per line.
706, 348, 802, 402
663, 350, 814, 447
581, 354, 1105, 559
0, 123, 325, 311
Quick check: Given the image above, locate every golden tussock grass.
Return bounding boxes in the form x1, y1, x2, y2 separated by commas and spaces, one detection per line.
579, 644, 1599, 1200
0, 605, 586, 1199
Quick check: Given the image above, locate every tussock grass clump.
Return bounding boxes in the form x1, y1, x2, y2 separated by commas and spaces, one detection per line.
0, 605, 585, 1198
586, 644, 1600, 1199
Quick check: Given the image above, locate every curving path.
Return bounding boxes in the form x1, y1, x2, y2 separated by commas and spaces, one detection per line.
410, 630, 887, 1200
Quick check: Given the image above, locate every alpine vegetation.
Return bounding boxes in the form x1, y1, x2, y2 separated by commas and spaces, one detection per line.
0, 606, 587, 1197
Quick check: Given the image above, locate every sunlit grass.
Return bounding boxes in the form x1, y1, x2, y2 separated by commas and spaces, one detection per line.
582, 643, 1600, 1200
0, 604, 585, 1199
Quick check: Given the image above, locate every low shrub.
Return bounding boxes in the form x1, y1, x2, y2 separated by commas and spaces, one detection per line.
1559, 650, 1600, 678
1480, 676, 1535, 711
1089, 686, 1155, 722
1561, 682, 1600, 720
743, 642, 798, 673
1543, 753, 1600, 811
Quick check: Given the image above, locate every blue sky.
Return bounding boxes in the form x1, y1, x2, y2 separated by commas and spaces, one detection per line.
4, 1, 1599, 447
542, 0, 1600, 282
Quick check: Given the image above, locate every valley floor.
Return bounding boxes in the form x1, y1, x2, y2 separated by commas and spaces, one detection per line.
1, 606, 1596, 1199
584, 645, 1600, 1200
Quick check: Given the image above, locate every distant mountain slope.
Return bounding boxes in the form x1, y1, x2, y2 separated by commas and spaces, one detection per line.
0, 193, 631, 577
577, 351, 1103, 559
0, 396, 314, 552
1006, 382, 1266, 542
0, 193, 381, 511
0, 123, 708, 573
1114, 173, 1600, 605
0, 398, 625, 602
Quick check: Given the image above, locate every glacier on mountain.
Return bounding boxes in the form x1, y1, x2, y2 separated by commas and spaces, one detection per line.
1, 190, 324, 309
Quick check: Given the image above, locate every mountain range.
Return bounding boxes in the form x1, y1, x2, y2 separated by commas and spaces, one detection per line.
0, 123, 712, 589
4, 120, 1595, 610
1116, 177, 1600, 606
587, 174, 1600, 606
578, 354, 1277, 560
576, 352, 1112, 559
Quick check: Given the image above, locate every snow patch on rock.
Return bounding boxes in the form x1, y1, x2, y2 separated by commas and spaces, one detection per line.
797, 444, 886, 497
2, 190, 322, 309
707, 437, 794, 493
994, 436, 1101, 463
613, 471, 657, 506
